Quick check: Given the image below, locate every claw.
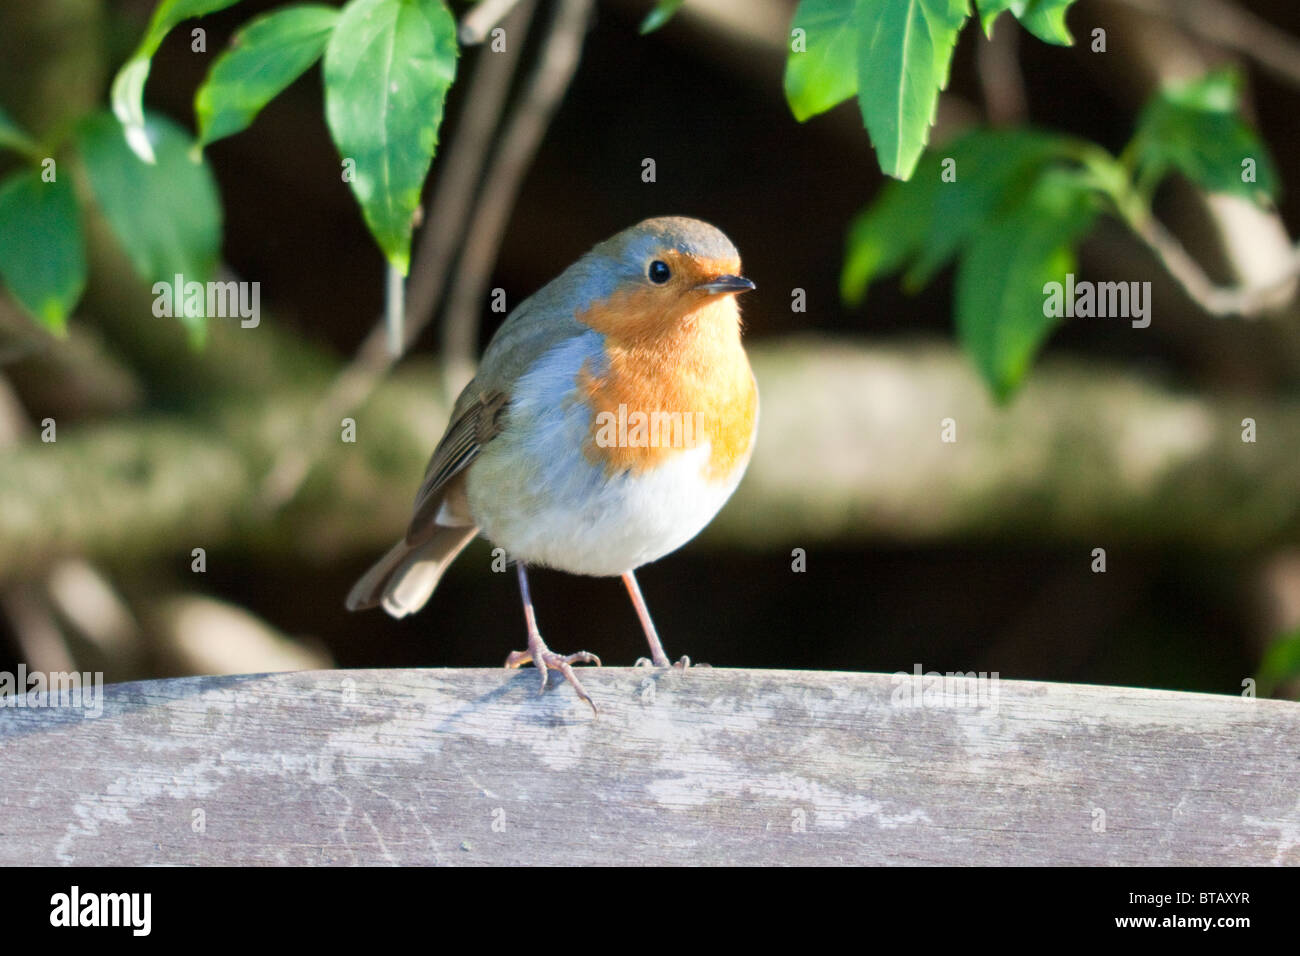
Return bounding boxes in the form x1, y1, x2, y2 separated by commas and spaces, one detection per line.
505, 646, 600, 713
511, 561, 600, 712
674, 656, 710, 669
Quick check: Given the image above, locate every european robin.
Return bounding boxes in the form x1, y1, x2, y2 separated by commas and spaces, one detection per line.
347, 216, 758, 710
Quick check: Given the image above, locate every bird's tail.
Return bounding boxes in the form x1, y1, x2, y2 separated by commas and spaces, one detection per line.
345, 525, 479, 618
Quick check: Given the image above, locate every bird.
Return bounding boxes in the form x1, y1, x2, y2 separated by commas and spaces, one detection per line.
346, 216, 758, 711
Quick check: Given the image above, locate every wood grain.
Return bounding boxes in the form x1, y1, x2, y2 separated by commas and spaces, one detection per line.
1, 668, 1296, 865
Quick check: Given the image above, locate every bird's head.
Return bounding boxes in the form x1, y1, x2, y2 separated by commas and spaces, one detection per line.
574, 216, 754, 344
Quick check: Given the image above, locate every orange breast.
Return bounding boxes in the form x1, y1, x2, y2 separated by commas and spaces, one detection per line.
574, 288, 757, 481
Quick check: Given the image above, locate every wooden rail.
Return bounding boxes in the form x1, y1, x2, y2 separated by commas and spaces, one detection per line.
1, 668, 1296, 865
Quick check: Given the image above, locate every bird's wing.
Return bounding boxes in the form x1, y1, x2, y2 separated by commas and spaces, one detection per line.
405, 388, 507, 543
403, 273, 593, 544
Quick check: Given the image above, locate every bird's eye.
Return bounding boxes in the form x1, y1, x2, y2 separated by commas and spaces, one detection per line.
648, 260, 671, 284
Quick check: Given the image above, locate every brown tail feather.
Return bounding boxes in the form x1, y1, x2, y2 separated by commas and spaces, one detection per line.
346, 525, 479, 618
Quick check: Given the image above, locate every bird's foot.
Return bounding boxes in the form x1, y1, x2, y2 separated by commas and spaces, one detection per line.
634, 655, 708, 669
505, 639, 601, 713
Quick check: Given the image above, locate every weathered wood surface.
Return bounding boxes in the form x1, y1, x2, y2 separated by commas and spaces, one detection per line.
1, 668, 1296, 865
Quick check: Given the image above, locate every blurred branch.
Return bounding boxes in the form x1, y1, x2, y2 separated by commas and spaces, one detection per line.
257, 1, 537, 510
147, 594, 332, 677
1131, 214, 1300, 317
45, 559, 139, 657
384, 262, 405, 356
1121, 0, 1300, 91
0, 310, 145, 421
408, 2, 538, 343
1085, 1, 1300, 342
977, 18, 1028, 126
441, 0, 596, 398
1, 328, 141, 680
1091, 2, 1300, 318
4, 337, 1300, 578
459, 0, 525, 45
0, 375, 26, 445
42, 558, 155, 683
1, 586, 76, 674
1258, 550, 1300, 655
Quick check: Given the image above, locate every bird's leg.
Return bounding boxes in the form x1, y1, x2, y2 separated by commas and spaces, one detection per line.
505, 561, 600, 712
624, 570, 697, 669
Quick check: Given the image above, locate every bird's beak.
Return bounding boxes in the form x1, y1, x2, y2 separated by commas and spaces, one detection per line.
694, 274, 755, 295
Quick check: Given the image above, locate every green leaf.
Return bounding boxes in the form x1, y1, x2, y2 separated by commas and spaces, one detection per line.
856, 0, 969, 180
841, 129, 1082, 303
955, 170, 1097, 400
785, 0, 1077, 176
975, 0, 1075, 44
111, 0, 244, 163
640, 0, 686, 35
784, 0, 861, 121
1016, 0, 1074, 44
196, 4, 340, 149
1131, 69, 1277, 203
906, 129, 1080, 287
0, 171, 85, 334
0, 105, 41, 159
324, 0, 458, 274
841, 173, 937, 305
78, 110, 222, 342
974, 0, 1015, 36
1258, 627, 1300, 698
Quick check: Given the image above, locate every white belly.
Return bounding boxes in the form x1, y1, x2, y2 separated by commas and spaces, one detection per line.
464, 333, 750, 576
